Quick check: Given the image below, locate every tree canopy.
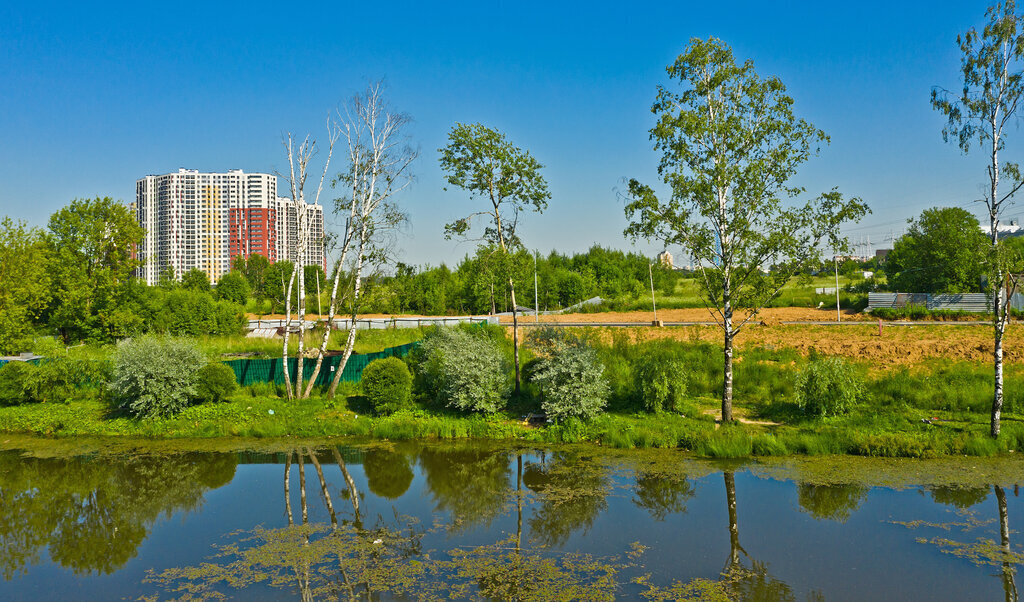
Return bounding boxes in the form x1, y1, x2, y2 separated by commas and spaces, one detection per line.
885, 207, 988, 293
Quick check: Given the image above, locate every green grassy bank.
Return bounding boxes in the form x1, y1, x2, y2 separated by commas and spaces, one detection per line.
2, 326, 1023, 458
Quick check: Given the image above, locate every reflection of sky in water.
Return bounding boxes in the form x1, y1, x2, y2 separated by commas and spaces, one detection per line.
0, 446, 1020, 601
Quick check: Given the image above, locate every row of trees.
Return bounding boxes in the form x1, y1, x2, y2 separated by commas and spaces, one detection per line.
0, 199, 247, 354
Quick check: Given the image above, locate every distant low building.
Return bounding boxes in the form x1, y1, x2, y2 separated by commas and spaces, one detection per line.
657, 250, 673, 268
875, 249, 891, 262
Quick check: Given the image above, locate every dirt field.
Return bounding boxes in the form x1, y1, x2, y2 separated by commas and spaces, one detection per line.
498, 307, 870, 324
500, 308, 1021, 367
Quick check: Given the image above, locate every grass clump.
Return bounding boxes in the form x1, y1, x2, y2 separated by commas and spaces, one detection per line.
633, 344, 690, 414
794, 356, 864, 418
361, 357, 413, 416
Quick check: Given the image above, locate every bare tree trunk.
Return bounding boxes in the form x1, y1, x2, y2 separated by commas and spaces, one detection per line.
296, 262, 306, 396
327, 226, 367, 398
304, 256, 349, 397
994, 287, 1005, 437
722, 281, 734, 423
282, 268, 298, 400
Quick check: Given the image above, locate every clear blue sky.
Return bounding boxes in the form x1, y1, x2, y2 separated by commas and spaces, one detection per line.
0, 0, 1014, 266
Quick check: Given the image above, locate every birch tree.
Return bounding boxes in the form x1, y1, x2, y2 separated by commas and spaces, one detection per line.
932, 0, 1024, 437
305, 83, 415, 399
281, 130, 337, 400
439, 124, 551, 394
624, 38, 868, 422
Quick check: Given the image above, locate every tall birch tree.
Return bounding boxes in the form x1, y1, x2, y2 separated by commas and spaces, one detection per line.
624, 38, 868, 422
932, 0, 1024, 437
282, 129, 337, 400
439, 124, 551, 395
308, 83, 415, 399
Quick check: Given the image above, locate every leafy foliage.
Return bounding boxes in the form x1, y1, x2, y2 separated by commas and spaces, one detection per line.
0, 362, 37, 406
0, 219, 51, 354
885, 207, 988, 293
528, 331, 609, 421
110, 336, 206, 418
416, 327, 510, 413
794, 356, 864, 417
195, 363, 238, 403
633, 346, 690, 414
362, 357, 413, 415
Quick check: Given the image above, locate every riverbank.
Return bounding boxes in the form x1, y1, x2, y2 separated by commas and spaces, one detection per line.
1, 390, 1022, 459
2, 325, 1022, 459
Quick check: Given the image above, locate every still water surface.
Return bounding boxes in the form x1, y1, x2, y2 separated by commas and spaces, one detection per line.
0, 438, 1021, 601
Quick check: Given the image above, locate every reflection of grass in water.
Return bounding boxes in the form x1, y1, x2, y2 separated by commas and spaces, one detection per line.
142, 521, 730, 602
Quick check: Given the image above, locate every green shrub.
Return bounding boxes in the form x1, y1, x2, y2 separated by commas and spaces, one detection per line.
0, 361, 38, 405
416, 326, 511, 413
794, 356, 864, 417
362, 357, 413, 415
633, 347, 689, 413
110, 335, 206, 417
195, 362, 238, 403
531, 337, 609, 422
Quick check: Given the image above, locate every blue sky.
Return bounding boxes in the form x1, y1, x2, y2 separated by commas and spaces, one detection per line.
0, 1, 1013, 266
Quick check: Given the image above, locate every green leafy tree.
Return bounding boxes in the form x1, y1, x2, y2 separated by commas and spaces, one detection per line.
634, 346, 691, 414
214, 271, 251, 305
233, 254, 271, 300
624, 38, 868, 422
0, 219, 52, 353
180, 268, 211, 292
885, 207, 988, 293
439, 123, 551, 394
932, 0, 1024, 436
45, 197, 145, 343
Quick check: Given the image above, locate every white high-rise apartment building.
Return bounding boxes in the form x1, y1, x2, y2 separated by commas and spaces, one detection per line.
274, 197, 326, 271
136, 169, 330, 285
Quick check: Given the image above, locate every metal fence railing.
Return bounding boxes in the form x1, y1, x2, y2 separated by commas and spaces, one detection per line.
867, 292, 1024, 312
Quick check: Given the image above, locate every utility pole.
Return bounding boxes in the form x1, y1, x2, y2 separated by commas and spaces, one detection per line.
834, 254, 841, 323
534, 253, 539, 323
649, 261, 659, 324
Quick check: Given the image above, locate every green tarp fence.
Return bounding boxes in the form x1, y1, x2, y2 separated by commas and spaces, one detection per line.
224, 341, 419, 387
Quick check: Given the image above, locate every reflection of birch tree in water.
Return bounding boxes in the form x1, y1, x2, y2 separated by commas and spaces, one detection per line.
897, 482, 1021, 601
721, 471, 799, 601
0, 451, 235, 579
417, 447, 511, 532
995, 486, 1018, 602
797, 483, 868, 523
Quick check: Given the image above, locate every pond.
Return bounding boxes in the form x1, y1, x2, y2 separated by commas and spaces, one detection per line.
0, 436, 1021, 601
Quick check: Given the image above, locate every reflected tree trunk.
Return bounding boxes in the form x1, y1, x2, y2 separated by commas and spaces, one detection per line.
996, 485, 1018, 602
724, 471, 746, 572
332, 447, 361, 525
516, 453, 523, 553
307, 448, 338, 528
285, 451, 294, 526
297, 450, 308, 525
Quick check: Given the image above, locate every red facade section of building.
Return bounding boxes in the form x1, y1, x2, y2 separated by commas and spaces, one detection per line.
229, 207, 277, 263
